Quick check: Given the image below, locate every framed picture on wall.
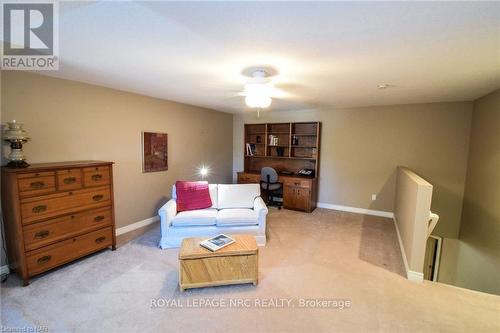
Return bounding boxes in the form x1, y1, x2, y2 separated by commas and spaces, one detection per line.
142, 131, 168, 173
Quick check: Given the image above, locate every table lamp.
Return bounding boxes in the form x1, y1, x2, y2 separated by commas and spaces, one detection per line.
3, 120, 30, 168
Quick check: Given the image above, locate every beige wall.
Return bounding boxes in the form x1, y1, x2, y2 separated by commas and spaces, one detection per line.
394, 167, 433, 277
0, 70, 6, 268
234, 102, 472, 238
452, 89, 500, 295
1, 72, 233, 233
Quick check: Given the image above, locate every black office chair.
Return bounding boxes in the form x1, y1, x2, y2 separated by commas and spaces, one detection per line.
260, 167, 283, 209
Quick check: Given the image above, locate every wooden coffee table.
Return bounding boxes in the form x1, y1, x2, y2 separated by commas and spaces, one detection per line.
178, 234, 258, 291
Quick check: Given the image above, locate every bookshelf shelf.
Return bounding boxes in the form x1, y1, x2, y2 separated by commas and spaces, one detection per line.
244, 122, 320, 174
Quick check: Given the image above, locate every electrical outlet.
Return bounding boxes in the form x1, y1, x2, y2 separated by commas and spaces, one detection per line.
371, 194, 377, 201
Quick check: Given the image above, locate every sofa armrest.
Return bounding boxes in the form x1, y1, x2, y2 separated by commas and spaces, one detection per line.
158, 199, 177, 227
254, 196, 268, 218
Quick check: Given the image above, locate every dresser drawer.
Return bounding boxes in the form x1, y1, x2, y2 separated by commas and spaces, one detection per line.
23, 207, 113, 251
83, 167, 110, 187
56, 169, 83, 191
20, 187, 111, 224
26, 227, 113, 276
284, 178, 312, 189
18, 172, 56, 198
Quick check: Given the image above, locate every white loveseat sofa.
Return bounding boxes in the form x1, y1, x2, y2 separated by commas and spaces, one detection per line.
158, 183, 268, 249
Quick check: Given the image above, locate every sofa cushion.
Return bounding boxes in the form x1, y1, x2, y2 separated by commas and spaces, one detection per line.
172, 183, 218, 209
217, 184, 260, 209
216, 209, 259, 227
171, 208, 217, 227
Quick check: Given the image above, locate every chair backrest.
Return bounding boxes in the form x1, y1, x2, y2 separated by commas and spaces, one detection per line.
261, 167, 278, 184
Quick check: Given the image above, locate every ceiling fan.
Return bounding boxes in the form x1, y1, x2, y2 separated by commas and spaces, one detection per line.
237, 67, 289, 117
218, 66, 312, 115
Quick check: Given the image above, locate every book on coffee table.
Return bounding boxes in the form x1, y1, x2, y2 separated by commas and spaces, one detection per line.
200, 234, 235, 252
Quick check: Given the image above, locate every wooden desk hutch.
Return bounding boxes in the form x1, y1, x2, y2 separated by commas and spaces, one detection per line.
237, 122, 320, 212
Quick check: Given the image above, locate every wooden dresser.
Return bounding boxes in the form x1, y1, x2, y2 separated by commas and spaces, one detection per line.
1, 161, 116, 286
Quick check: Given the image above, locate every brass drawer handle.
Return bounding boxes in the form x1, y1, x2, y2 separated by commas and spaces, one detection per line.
32, 205, 47, 213
95, 236, 106, 244
34, 230, 50, 239
30, 181, 45, 189
294, 182, 300, 186
37, 255, 52, 265
94, 215, 105, 222
91, 174, 103, 181
92, 194, 104, 201
63, 177, 77, 184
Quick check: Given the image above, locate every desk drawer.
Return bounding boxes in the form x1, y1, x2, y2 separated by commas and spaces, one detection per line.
284, 178, 312, 189
20, 187, 111, 224
26, 227, 112, 276
18, 172, 56, 197
237, 173, 260, 183
23, 207, 112, 251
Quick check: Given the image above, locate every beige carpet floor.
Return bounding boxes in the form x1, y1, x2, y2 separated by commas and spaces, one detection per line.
1, 208, 499, 332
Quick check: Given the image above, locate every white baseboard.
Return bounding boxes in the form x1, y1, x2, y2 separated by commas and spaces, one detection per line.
1, 264, 9, 276
116, 216, 159, 236
392, 217, 423, 283
317, 202, 394, 218
407, 270, 424, 283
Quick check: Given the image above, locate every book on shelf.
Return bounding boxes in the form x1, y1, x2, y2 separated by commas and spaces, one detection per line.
246, 143, 257, 156
268, 135, 279, 146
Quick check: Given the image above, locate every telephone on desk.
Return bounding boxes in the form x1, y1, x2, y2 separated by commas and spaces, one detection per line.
297, 169, 315, 177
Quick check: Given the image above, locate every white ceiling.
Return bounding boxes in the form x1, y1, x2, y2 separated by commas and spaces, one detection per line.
38, 1, 500, 113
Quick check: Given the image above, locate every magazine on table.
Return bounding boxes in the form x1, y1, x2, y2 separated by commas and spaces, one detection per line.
200, 234, 235, 252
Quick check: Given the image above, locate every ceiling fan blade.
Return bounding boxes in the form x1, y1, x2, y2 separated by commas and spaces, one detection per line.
222, 94, 244, 101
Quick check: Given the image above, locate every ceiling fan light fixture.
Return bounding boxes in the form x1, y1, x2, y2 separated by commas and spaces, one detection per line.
245, 94, 272, 108
244, 82, 273, 96
243, 68, 275, 110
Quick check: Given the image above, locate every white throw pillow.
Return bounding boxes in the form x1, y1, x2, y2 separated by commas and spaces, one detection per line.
217, 184, 260, 209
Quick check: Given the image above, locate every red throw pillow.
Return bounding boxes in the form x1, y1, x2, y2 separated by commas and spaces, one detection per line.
175, 181, 212, 212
